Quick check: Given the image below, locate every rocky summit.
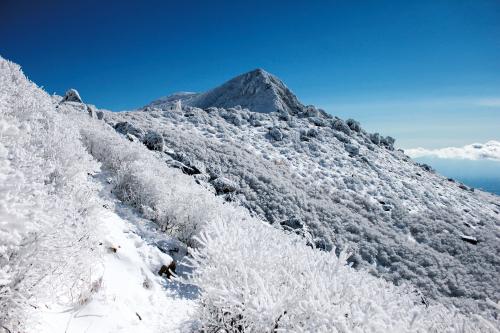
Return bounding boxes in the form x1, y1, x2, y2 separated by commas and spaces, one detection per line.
146, 68, 308, 115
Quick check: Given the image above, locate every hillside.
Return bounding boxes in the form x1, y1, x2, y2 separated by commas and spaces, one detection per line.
108, 70, 500, 314
1, 56, 499, 332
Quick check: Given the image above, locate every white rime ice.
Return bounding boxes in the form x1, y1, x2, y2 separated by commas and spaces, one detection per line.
110, 70, 500, 317
1, 56, 499, 332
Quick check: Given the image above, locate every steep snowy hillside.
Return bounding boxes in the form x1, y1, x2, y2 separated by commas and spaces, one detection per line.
0, 57, 197, 332
1, 56, 499, 332
108, 71, 500, 315
147, 69, 306, 114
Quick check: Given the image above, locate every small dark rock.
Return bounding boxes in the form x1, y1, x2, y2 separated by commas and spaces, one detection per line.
460, 235, 478, 245
166, 160, 200, 175
458, 184, 468, 191
158, 260, 176, 279
211, 177, 238, 194
61, 88, 83, 103
96, 110, 104, 120
114, 122, 145, 139
280, 217, 303, 230
87, 105, 96, 118
418, 163, 434, 172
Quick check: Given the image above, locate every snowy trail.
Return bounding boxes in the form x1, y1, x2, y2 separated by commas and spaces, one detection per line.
29, 194, 198, 333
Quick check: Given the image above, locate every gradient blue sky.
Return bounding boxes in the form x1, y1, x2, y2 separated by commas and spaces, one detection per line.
1, 0, 499, 148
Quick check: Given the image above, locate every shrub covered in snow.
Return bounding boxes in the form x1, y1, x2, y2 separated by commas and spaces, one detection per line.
370, 132, 381, 145
105, 100, 500, 316
346, 118, 361, 132
344, 143, 360, 156
2, 55, 499, 331
143, 130, 165, 151
269, 127, 284, 141
79, 118, 227, 246
332, 118, 351, 135
188, 216, 498, 332
381, 135, 396, 150
0, 58, 102, 328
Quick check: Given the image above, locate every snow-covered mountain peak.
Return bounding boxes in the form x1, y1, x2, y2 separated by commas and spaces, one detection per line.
2, 54, 499, 331
145, 68, 306, 114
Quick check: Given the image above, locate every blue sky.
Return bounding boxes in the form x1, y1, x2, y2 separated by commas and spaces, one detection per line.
1, 0, 499, 148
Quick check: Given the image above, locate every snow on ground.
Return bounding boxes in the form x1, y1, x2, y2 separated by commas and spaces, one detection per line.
2, 55, 499, 332
0, 56, 197, 332
105, 101, 500, 315
28, 177, 197, 333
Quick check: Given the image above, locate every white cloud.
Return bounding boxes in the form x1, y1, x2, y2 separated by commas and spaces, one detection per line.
406, 140, 500, 161
322, 96, 500, 113
477, 98, 500, 107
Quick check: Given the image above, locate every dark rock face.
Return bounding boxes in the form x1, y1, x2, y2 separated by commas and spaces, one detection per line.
87, 105, 96, 118
165, 151, 204, 175
61, 88, 83, 103
96, 110, 104, 120
114, 122, 145, 139
280, 217, 303, 230
211, 177, 238, 195
418, 163, 434, 172
167, 160, 201, 175
461, 235, 478, 245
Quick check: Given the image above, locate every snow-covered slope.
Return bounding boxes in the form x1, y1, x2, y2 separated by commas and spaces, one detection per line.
1, 56, 499, 332
30, 201, 196, 333
108, 70, 500, 315
0, 57, 197, 332
147, 69, 306, 114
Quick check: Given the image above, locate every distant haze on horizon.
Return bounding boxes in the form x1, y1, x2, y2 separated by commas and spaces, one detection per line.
1, 0, 499, 149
